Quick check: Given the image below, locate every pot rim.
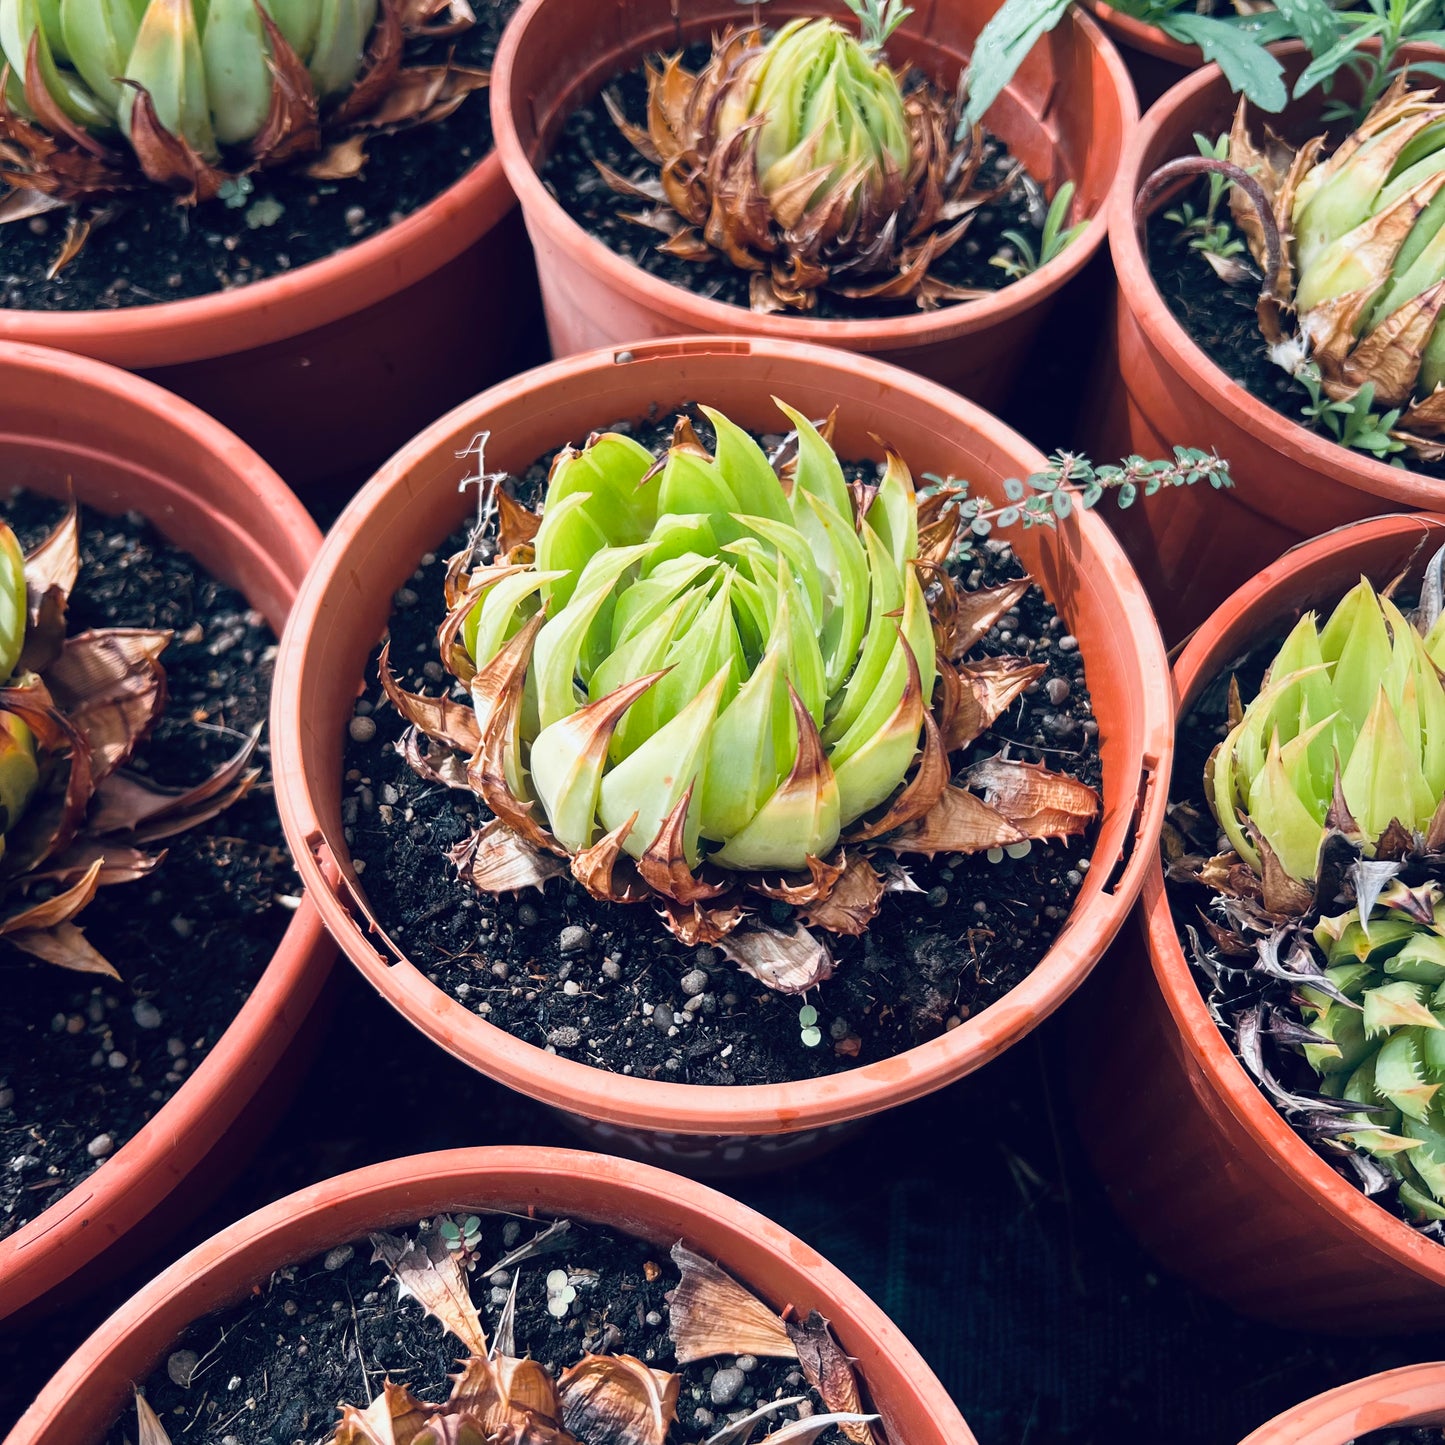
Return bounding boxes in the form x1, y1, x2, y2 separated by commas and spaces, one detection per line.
1080, 0, 1202, 65
0, 144, 512, 368
489, 0, 1135, 349
1145, 511, 1445, 1295
1110, 41, 1445, 504
270, 334, 1173, 1138
0, 339, 334, 1318
10, 1145, 974, 1445
1239, 1362, 1445, 1443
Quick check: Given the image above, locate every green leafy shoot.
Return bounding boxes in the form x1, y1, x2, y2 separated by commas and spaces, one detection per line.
798, 1003, 823, 1047
1162, 132, 1251, 265
1294, 0, 1445, 121
961, 0, 1072, 131
1296, 362, 1409, 462
990, 181, 1089, 279
842, 0, 915, 53
923, 448, 1235, 560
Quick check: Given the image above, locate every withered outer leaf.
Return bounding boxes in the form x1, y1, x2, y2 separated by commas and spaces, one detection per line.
666, 1243, 797, 1365
883, 783, 1023, 857
448, 1353, 564, 1439
797, 854, 884, 936
333, 1378, 437, 1445
700, 1398, 807, 1445
4, 918, 118, 977
571, 811, 648, 904
0, 855, 102, 934
371, 1228, 490, 1356
118, 79, 227, 204
249, 2, 322, 165
747, 852, 846, 906
45, 628, 171, 782
20, 503, 78, 674
380, 640, 481, 756
942, 656, 1046, 754
756, 1414, 884, 1445
637, 784, 732, 903
657, 896, 746, 946
88, 725, 261, 842
946, 578, 1031, 660
717, 919, 835, 994
450, 817, 567, 894
964, 755, 1100, 842
557, 1353, 679, 1445
134, 1390, 174, 1445
401, 726, 472, 790
785, 1312, 882, 1445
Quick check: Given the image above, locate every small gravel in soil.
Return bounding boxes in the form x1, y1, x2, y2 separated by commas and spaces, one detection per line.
0, 497, 294, 1237
340, 411, 1102, 1089
1146, 200, 1445, 482
540, 45, 1047, 321
0, 3, 517, 312
104, 1214, 845, 1445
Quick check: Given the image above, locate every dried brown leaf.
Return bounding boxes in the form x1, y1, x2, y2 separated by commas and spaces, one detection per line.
380, 640, 480, 755
118, 79, 226, 203
965, 756, 1100, 842
333, 1379, 436, 1445
797, 854, 884, 936
46, 628, 171, 781
572, 812, 648, 904
6, 919, 118, 977
306, 133, 369, 179
557, 1353, 679, 1445
747, 852, 846, 906
948, 579, 1031, 660
885, 784, 1024, 857
0, 855, 102, 934
400, 727, 471, 791
657, 896, 746, 945
942, 657, 1046, 754
637, 784, 731, 903
371, 1229, 489, 1356
667, 1244, 797, 1365
758, 1415, 883, 1445
497, 490, 541, 555
134, 1391, 173, 1445
785, 1313, 880, 1445
717, 919, 834, 994
449, 819, 566, 894
249, 2, 320, 165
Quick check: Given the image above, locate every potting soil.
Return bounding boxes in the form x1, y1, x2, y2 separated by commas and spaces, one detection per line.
0, 497, 293, 1237
103, 1214, 844, 1445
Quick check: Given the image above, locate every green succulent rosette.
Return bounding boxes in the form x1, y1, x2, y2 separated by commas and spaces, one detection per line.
383, 401, 1101, 989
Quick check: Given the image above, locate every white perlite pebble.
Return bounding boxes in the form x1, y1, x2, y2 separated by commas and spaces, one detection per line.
132, 1000, 162, 1030
167, 1350, 199, 1387
324, 1244, 355, 1271
86, 1133, 114, 1159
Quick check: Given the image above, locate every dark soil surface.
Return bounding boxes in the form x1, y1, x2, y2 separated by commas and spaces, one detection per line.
1146, 203, 1445, 482
0, 3, 518, 312
104, 1213, 844, 1445
541, 45, 1047, 321
0, 497, 294, 1237
341, 411, 1100, 1088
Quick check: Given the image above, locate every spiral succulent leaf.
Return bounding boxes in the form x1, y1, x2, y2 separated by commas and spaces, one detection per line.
601, 14, 1032, 312
0, 0, 485, 204
1299, 883, 1445, 1220
1210, 573, 1445, 884
1226, 81, 1445, 456
399, 403, 1101, 967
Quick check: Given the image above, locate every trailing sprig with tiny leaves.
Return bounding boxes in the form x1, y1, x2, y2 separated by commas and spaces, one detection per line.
926, 447, 1235, 561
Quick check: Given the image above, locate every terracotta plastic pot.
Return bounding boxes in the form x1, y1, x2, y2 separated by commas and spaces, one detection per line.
271, 334, 1172, 1170
1085, 44, 1445, 647
490, 0, 1137, 410
1073, 511, 1445, 1332
9, 1146, 971, 1445
1079, 0, 1201, 109
1240, 1364, 1445, 1444
0, 137, 543, 499
0, 341, 335, 1324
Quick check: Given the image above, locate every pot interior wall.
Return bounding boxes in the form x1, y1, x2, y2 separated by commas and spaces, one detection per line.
42, 1156, 965, 1445
508, 0, 1114, 217
0, 355, 309, 633
297, 341, 1154, 1060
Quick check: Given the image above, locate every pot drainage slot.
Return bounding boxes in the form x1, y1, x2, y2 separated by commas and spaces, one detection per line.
1101, 758, 1159, 897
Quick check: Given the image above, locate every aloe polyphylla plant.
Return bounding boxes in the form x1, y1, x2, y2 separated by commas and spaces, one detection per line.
0, 0, 483, 213
383, 401, 1100, 995
130, 1214, 887, 1445
1172, 544, 1445, 1224
1139, 77, 1445, 461
0, 505, 259, 979
597, 0, 1048, 313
